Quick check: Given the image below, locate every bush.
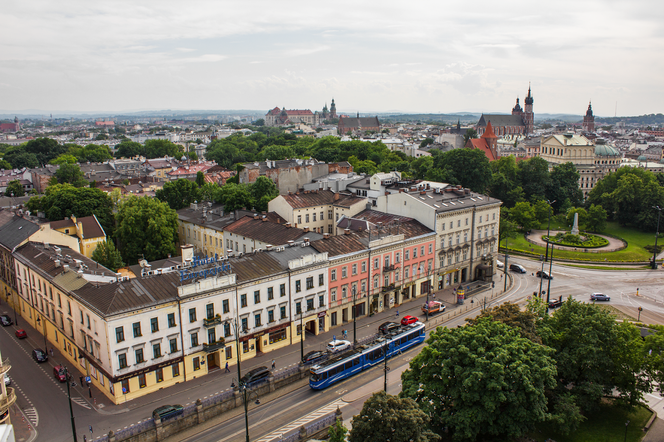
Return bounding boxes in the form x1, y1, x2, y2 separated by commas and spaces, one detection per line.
543, 232, 609, 248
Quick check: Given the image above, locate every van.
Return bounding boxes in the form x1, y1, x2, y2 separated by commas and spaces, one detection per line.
241, 366, 271, 386
421, 301, 445, 315
509, 264, 526, 273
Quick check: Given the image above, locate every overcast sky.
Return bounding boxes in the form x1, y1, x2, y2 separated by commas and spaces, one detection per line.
1, 0, 662, 117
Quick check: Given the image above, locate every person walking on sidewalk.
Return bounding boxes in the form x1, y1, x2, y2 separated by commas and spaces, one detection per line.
50, 348, 54, 357
225, 362, 230, 373
271, 359, 276, 370
396, 309, 399, 318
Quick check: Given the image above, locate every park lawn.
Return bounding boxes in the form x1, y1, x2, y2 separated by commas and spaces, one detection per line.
531, 402, 651, 442
503, 222, 655, 262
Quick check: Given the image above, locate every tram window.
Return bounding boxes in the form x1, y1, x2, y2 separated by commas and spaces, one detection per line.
354, 358, 360, 366
345, 362, 352, 370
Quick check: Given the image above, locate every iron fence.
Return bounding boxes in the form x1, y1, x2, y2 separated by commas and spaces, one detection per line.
273, 365, 300, 381
200, 388, 235, 408
113, 418, 155, 440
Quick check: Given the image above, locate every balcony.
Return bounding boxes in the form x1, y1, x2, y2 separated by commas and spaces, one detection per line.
203, 314, 222, 328
203, 338, 226, 353
381, 283, 396, 293
0, 387, 17, 412
383, 264, 396, 272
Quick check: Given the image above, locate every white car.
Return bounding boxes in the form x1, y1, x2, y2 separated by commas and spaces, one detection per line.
327, 340, 351, 354
496, 260, 504, 268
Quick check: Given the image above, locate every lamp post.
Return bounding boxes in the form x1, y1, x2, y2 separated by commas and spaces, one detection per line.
652, 206, 662, 269
12, 290, 18, 326
351, 287, 358, 345
300, 308, 304, 362
544, 200, 556, 262
538, 255, 545, 297
545, 245, 555, 314
503, 236, 509, 292
382, 338, 391, 392
624, 420, 630, 442
227, 319, 249, 442
425, 268, 431, 322
36, 315, 48, 351
64, 366, 78, 442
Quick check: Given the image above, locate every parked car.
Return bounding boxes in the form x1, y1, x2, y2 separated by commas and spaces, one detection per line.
536, 270, 553, 279
15, 329, 27, 339
3, 374, 9, 386
590, 293, 610, 301
548, 296, 564, 309
326, 340, 351, 354
510, 264, 526, 274
378, 322, 400, 334
496, 260, 504, 268
53, 365, 68, 382
421, 301, 446, 315
32, 349, 48, 363
241, 366, 271, 386
0, 315, 12, 326
152, 405, 184, 420
401, 315, 418, 326
302, 351, 327, 365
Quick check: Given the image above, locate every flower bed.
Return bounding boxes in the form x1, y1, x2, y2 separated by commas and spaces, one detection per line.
542, 232, 609, 248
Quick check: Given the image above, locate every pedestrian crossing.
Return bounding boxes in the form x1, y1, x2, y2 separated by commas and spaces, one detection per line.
254, 399, 345, 442
72, 397, 91, 409
23, 407, 38, 427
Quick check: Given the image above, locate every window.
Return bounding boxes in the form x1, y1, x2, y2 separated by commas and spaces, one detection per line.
328, 210, 333, 220
319, 274, 324, 286
254, 290, 260, 304
224, 323, 231, 337
306, 299, 314, 311
295, 280, 301, 292
331, 288, 337, 302
135, 348, 144, 364
150, 318, 159, 333
361, 261, 367, 273
342, 286, 347, 298
189, 308, 196, 323
223, 299, 230, 313
328, 224, 333, 233
335, 213, 339, 221
429, 244, 432, 254
405, 250, 410, 260
421, 246, 425, 256
115, 327, 124, 343
319, 295, 324, 307
493, 213, 496, 220
384, 256, 390, 267
241, 317, 248, 331
296, 302, 302, 315
172, 363, 180, 377
395, 253, 400, 263
121, 379, 130, 393
479, 215, 483, 223
297, 215, 302, 224
331, 269, 337, 281
193, 357, 200, 371
86, 314, 91, 330
138, 374, 146, 388
118, 353, 127, 369
320, 211, 324, 221
306, 277, 314, 289
133, 322, 142, 338
255, 313, 261, 327
405, 266, 410, 278
206, 304, 214, 319
374, 258, 379, 269
280, 306, 286, 319
361, 279, 367, 292
373, 277, 378, 289
241, 294, 247, 308
413, 248, 417, 258
168, 313, 176, 328
169, 338, 178, 353
208, 328, 216, 343
156, 368, 164, 383
267, 287, 274, 300
153, 343, 161, 359
268, 310, 274, 323
450, 221, 453, 229
352, 264, 357, 275
312, 213, 317, 222
341, 267, 347, 278
280, 284, 286, 297
305, 214, 309, 223
225, 346, 233, 360
191, 332, 199, 347
458, 220, 461, 227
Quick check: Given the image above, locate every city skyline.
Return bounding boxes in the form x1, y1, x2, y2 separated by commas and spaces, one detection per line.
1, 0, 662, 117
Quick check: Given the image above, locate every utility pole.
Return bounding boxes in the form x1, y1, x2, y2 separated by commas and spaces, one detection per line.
652, 206, 662, 269
352, 287, 357, 345
545, 245, 555, 314
544, 200, 555, 262
65, 366, 78, 442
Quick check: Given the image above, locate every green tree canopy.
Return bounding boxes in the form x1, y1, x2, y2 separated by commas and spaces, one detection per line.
156, 178, 202, 210
586, 204, 608, 232
4, 149, 39, 169
517, 157, 551, 202
25, 184, 114, 236
402, 319, 556, 442
216, 183, 253, 212
510, 201, 538, 231
91, 240, 124, 272
114, 196, 179, 264
547, 162, 583, 212
4, 180, 24, 197
250, 176, 279, 212
195, 171, 205, 187
566, 207, 588, 229
52, 163, 88, 187
349, 392, 439, 442
428, 148, 491, 193
114, 140, 143, 158
50, 154, 78, 165
466, 301, 542, 343
24, 137, 67, 165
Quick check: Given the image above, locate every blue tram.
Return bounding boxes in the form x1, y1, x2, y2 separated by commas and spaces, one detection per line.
309, 321, 426, 390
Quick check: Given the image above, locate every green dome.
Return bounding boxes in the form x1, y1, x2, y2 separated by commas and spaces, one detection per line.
637, 155, 647, 161
594, 144, 620, 157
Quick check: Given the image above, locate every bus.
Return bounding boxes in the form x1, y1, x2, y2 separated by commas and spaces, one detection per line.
309, 321, 426, 390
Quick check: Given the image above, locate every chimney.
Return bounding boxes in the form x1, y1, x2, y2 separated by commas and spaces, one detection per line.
333, 193, 340, 201
254, 214, 260, 220
262, 216, 267, 222
344, 228, 351, 235
181, 244, 194, 263
323, 233, 330, 239
285, 222, 291, 228
304, 226, 310, 233
266, 244, 273, 250
304, 237, 310, 243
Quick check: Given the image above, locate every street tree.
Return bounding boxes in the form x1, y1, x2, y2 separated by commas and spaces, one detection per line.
466, 301, 541, 343
91, 240, 125, 272
50, 154, 78, 165
114, 196, 179, 264
196, 171, 205, 187
156, 178, 202, 210
566, 207, 588, 229
517, 156, 551, 203
4, 180, 24, 197
216, 183, 253, 212
349, 392, 439, 442
547, 162, 583, 212
429, 148, 491, 193
327, 418, 348, 442
510, 201, 538, 231
401, 319, 556, 442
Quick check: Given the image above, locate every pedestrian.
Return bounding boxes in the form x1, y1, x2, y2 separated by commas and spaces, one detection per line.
88, 387, 92, 398
79, 376, 84, 386
271, 359, 276, 370
225, 362, 230, 373
50, 348, 54, 357
396, 309, 399, 318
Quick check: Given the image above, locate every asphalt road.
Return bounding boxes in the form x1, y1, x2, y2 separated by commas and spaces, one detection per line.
4, 255, 664, 441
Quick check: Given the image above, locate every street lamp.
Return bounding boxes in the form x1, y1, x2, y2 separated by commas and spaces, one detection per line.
545, 245, 555, 314
651, 206, 662, 269
425, 268, 431, 322
64, 366, 78, 442
299, 308, 304, 363
544, 200, 556, 262
503, 236, 509, 292
624, 420, 630, 442
227, 319, 250, 442
538, 254, 545, 297
36, 315, 48, 351
351, 287, 358, 345
382, 337, 391, 392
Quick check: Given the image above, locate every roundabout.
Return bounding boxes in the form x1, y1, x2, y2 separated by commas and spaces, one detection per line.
526, 230, 627, 253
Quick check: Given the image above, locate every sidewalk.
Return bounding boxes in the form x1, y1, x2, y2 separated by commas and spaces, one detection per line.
11, 404, 37, 442
6, 278, 506, 419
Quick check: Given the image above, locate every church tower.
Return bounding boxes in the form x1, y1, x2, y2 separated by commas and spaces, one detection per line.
583, 102, 595, 132
330, 99, 337, 118
512, 98, 523, 117
523, 85, 534, 134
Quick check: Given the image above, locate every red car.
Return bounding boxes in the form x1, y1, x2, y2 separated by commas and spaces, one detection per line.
401, 315, 418, 326
15, 329, 27, 339
53, 365, 67, 382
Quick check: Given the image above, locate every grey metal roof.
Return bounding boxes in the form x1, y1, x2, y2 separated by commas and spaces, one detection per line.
477, 114, 525, 128
0, 211, 40, 250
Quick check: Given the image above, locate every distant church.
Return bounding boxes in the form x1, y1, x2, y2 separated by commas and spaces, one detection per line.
583, 102, 595, 132
476, 86, 534, 136
264, 99, 337, 127
0, 117, 20, 133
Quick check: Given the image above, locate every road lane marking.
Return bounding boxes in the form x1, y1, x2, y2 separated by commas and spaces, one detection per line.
23, 406, 38, 427
253, 399, 346, 442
